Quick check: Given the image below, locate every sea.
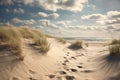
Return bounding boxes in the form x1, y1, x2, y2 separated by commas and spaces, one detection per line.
62, 37, 112, 41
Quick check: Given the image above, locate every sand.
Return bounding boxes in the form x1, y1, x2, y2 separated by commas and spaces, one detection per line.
0, 38, 120, 80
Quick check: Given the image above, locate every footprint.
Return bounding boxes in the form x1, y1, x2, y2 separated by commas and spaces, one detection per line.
77, 66, 83, 68
59, 71, 67, 75
71, 56, 76, 59
65, 75, 75, 80
63, 57, 67, 59
62, 63, 66, 65
29, 77, 37, 80
64, 60, 69, 63
48, 74, 55, 78
81, 69, 94, 73
66, 52, 70, 56
70, 68, 77, 72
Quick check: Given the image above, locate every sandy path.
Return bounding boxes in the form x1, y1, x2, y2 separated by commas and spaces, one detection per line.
43, 41, 108, 80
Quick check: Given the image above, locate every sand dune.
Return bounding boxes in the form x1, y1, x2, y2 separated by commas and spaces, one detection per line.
0, 38, 119, 80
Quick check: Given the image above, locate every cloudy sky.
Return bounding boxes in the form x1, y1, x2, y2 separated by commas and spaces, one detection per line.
0, 0, 120, 38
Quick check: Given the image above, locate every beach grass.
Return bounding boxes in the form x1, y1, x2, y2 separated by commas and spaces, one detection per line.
19, 27, 50, 53
0, 26, 50, 60
56, 38, 66, 44
69, 40, 83, 50
0, 26, 24, 60
109, 39, 120, 56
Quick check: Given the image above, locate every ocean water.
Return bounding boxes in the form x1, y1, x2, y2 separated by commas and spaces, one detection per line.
63, 37, 112, 41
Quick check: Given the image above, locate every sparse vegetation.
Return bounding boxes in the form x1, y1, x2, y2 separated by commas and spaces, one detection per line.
45, 34, 54, 38
18, 27, 50, 53
109, 39, 120, 56
18, 27, 37, 39
33, 35, 50, 53
56, 38, 66, 44
111, 39, 120, 45
0, 26, 50, 60
109, 44, 120, 56
69, 40, 83, 50
0, 26, 24, 60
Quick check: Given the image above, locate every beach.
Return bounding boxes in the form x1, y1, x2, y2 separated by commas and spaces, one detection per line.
1, 37, 119, 80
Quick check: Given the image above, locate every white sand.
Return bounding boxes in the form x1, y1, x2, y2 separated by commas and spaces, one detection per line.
0, 38, 119, 80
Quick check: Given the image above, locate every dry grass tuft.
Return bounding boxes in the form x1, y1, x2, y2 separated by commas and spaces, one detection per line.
0, 26, 24, 60
109, 44, 120, 56
18, 27, 36, 39
111, 39, 120, 45
69, 40, 83, 50
19, 27, 50, 53
109, 39, 120, 57
0, 26, 50, 60
33, 35, 50, 53
56, 38, 66, 44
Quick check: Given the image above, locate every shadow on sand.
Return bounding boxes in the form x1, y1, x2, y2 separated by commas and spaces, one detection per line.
97, 54, 120, 80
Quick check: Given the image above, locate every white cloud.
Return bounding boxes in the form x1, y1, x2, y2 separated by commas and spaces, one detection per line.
38, 12, 60, 18
56, 21, 66, 27
38, 12, 48, 17
48, 13, 60, 18
107, 11, 120, 19
14, 8, 24, 14
38, 19, 50, 26
5, 0, 88, 12
38, 19, 58, 29
55, 0, 88, 12
22, 0, 34, 5
81, 14, 105, 20
101, 11, 120, 25
0, 0, 13, 5
12, 18, 35, 25
0, 22, 12, 26
81, 11, 120, 30
55, 20, 78, 28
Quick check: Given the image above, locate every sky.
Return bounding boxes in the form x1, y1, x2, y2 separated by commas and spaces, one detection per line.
0, 0, 120, 38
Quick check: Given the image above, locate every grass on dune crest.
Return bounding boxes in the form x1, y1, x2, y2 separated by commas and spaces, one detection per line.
109, 39, 120, 57
45, 34, 67, 44
56, 38, 66, 44
18, 27, 38, 39
0, 26, 24, 60
69, 40, 83, 50
111, 39, 120, 45
19, 27, 50, 53
33, 34, 50, 53
0, 26, 50, 60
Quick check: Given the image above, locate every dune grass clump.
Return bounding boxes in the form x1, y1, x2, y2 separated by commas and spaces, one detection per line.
69, 40, 83, 50
109, 44, 120, 56
33, 35, 50, 53
0, 26, 24, 60
109, 39, 120, 57
18, 27, 36, 39
111, 39, 120, 45
19, 27, 50, 53
56, 38, 66, 44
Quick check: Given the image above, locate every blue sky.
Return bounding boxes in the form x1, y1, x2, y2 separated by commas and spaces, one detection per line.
0, 0, 120, 37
